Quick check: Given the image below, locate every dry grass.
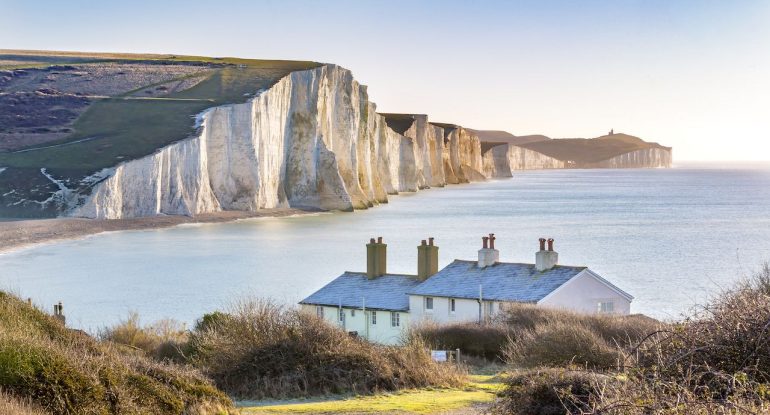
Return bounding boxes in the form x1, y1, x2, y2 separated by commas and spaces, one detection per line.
187, 299, 465, 400
100, 312, 188, 362
0, 389, 46, 415
501, 303, 661, 370
409, 321, 510, 361
494, 263, 770, 414
0, 291, 233, 415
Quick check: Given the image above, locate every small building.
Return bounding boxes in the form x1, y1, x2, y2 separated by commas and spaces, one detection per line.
300, 235, 633, 345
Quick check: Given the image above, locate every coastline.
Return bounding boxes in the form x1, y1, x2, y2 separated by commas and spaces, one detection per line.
0, 208, 316, 254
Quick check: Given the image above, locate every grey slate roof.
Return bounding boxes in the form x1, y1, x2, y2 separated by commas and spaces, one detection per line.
408, 260, 588, 302
300, 272, 421, 311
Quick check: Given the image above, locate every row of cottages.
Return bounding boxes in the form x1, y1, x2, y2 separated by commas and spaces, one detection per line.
300, 235, 633, 345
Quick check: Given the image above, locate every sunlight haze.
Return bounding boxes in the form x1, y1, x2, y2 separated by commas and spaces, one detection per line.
3, 0, 769, 161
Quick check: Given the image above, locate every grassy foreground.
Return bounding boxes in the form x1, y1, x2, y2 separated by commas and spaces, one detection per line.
240, 375, 502, 414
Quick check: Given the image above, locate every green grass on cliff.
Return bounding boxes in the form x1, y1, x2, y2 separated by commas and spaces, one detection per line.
0, 51, 320, 172
0, 291, 233, 414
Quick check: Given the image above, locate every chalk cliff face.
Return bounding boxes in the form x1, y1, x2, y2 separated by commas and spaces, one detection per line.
72, 64, 672, 220
73, 65, 488, 219
576, 148, 672, 169
483, 144, 567, 177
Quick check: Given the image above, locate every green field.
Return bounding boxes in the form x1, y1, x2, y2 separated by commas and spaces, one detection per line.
0, 51, 320, 172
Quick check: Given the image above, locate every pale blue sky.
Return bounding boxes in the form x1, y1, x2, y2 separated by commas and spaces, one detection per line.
2, 0, 769, 160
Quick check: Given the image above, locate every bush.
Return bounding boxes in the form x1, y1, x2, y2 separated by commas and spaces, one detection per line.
494, 368, 610, 415
506, 321, 624, 369
100, 312, 188, 362
494, 263, 770, 414
187, 299, 464, 399
410, 321, 510, 361
0, 291, 233, 415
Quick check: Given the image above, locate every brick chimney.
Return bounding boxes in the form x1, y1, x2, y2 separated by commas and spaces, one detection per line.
366, 237, 387, 279
535, 238, 558, 271
477, 233, 499, 268
53, 301, 66, 325
417, 237, 439, 280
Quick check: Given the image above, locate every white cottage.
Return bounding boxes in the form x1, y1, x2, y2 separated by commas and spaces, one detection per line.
300, 235, 633, 345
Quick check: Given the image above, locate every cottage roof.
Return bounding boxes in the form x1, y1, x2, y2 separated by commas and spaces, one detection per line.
408, 259, 597, 302
300, 272, 421, 311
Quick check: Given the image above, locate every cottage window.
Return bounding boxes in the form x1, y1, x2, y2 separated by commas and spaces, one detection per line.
339, 308, 345, 323
351, 309, 356, 317
425, 297, 434, 312
390, 311, 400, 327
371, 311, 377, 325
316, 306, 324, 318
598, 301, 615, 314
449, 298, 456, 313
485, 301, 494, 317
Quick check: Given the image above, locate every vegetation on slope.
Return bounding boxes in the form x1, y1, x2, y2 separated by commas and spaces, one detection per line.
0, 291, 233, 415
185, 300, 464, 400
493, 264, 770, 414
0, 50, 320, 216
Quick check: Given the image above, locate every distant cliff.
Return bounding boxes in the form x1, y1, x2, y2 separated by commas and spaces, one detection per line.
0, 51, 672, 219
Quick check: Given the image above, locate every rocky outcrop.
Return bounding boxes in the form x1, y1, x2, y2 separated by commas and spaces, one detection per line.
73, 65, 487, 219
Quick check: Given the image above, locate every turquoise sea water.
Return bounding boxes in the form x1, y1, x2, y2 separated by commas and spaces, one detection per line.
1, 162, 769, 331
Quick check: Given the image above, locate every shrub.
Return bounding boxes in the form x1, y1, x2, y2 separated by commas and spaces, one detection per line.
187, 299, 464, 399
493, 368, 610, 415
494, 263, 770, 414
410, 321, 510, 361
100, 312, 188, 362
506, 321, 624, 369
0, 291, 233, 414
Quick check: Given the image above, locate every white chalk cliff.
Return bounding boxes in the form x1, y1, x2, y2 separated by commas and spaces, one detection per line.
72, 65, 671, 219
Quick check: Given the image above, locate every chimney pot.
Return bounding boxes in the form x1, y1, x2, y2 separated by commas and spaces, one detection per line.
539, 238, 546, 251
370, 237, 376, 244
547, 238, 554, 252
421, 239, 427, 246
428, 237, 434, 246
489, 233, 496, 249
482, 236, 489, 249
377, 236, 383, 244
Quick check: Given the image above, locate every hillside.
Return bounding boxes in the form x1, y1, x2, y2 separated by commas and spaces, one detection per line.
0, 291, 232, 414
517, 133, 672, 164
0, 50, 319, 217
0, 50, 672, 219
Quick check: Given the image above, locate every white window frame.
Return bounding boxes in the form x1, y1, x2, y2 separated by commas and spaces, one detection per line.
371, 311, 377, 325
597, 300, 615, 314
390, 311, 400, 327
449, 298, 456, 314
425, 297, 434, 313
316, 306, 324, 318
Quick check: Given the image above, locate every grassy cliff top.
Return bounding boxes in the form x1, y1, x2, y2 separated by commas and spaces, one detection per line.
468, 129, 551, 146
0, 50, 321, 172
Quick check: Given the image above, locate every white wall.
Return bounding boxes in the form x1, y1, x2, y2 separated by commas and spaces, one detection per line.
408, 295, 503, 325
537, 271, 631, 315
300, 304, 408, 345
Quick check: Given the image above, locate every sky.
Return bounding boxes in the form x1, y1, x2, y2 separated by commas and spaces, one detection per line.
2, 0, 769, 161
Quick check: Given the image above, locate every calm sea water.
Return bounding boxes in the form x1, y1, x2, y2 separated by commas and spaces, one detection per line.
2, 163, 770, 331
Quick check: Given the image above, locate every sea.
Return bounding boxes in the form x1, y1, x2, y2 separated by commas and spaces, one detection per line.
2, 162, 769, 332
